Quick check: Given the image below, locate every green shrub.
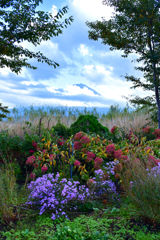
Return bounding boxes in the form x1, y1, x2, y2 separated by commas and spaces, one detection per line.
52, 122, 71, 138
0, 131, 41, 182
122, 159, 160, 224
70, 114, 110, 137
0, 165, 20, 224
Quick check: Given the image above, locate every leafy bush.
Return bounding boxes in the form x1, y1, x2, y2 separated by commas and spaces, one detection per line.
147, 139, 160, 159
2, 229, 37, 240
121, 157, 160, 224
70, 114, 110, 137
0, 131, 41, 182
72, 132, 127, 183
52, 122, 71, 138
0, 165, 21, 224
0, 131, 22, 164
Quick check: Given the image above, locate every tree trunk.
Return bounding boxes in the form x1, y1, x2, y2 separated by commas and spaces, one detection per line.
152, 66, 160, 128
147, 21, 160, 128
158, 105, 160, 129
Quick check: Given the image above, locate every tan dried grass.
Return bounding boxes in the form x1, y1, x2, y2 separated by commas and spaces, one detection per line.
0, 111, 154, 137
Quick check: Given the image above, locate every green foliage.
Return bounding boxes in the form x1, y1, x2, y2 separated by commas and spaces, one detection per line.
127, 167, 160, 223
148, 139, 160, 158
0, 130, 41, 182
0, 164, 23, 224
87, 0, 160, 127
2, 229, 37, 240
0, 0, 73, 73
70, 114, 110, 137
52, 122, 71, 138
0, 103, 10, 121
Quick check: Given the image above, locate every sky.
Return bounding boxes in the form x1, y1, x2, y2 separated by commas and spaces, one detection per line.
0, 0, 147, 109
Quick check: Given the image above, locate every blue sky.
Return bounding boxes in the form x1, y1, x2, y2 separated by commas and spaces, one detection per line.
0, 0, 147, 109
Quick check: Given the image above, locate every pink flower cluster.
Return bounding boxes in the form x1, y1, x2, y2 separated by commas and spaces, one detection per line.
110, 126, 117, 134
74, 132, 83, 140
41, 164, 48, 172
80, 136, 90, 144
153, 129, 160, 139
26, 155, 36, 165
106, 143, 127, 161
106, 144, 115, 155
57, 138, 64, 146
86, 151, 95, 162
94, 157, 103, 170
73, 132, 90, 150
74, 160, 81, 167
74, 141, 82, 150
142, 126, 151, 134
32, 141, 37, 148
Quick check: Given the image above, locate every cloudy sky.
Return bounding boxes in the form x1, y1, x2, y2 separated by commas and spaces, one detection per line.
0, 0, 146, 109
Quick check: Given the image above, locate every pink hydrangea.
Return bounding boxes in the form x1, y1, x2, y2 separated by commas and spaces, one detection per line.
26, 155, 36, 165
33, 163, 38, 168
95, 157, 103, 164
74, 132, 83, 140
153, 129, 160, 138
32, 141, 37, 148
142, 126, 151, 134
87, 151, 95, 159
114, 149, 123, 160
106, 144, 115, 154
94, 157, 103, 169
29, 149, 34, 154
74, 141, 82, 150
80, 136, 90, 144
86, 151, 95, 162
121, 155, 128, 161
111, 126, 117, 134
57, 139, 64, 146
74, 160, 81, 167
41, 165, 48, 173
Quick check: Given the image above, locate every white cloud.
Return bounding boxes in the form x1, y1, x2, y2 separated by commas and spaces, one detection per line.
17, 68, 34, 81
78, 44, 92, 56
83, 64, 113, 81
21, 81, 39, 86
0, 67, 12, 77
0, 80, 15, 90
51, 5, 58, 17
71, 0, 114, 20
82, 63, 150, 103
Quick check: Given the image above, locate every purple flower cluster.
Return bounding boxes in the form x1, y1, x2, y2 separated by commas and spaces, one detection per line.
103, 161, 119, 176
147, 163, 160, 177
93, 166, 118, 200
26, 173, 90, 220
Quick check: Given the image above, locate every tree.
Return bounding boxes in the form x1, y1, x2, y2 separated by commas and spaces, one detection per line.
0, 0, 73, 120
0, 0, 73, 73
0, 103, 9, 121
87, 0, 160, 128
